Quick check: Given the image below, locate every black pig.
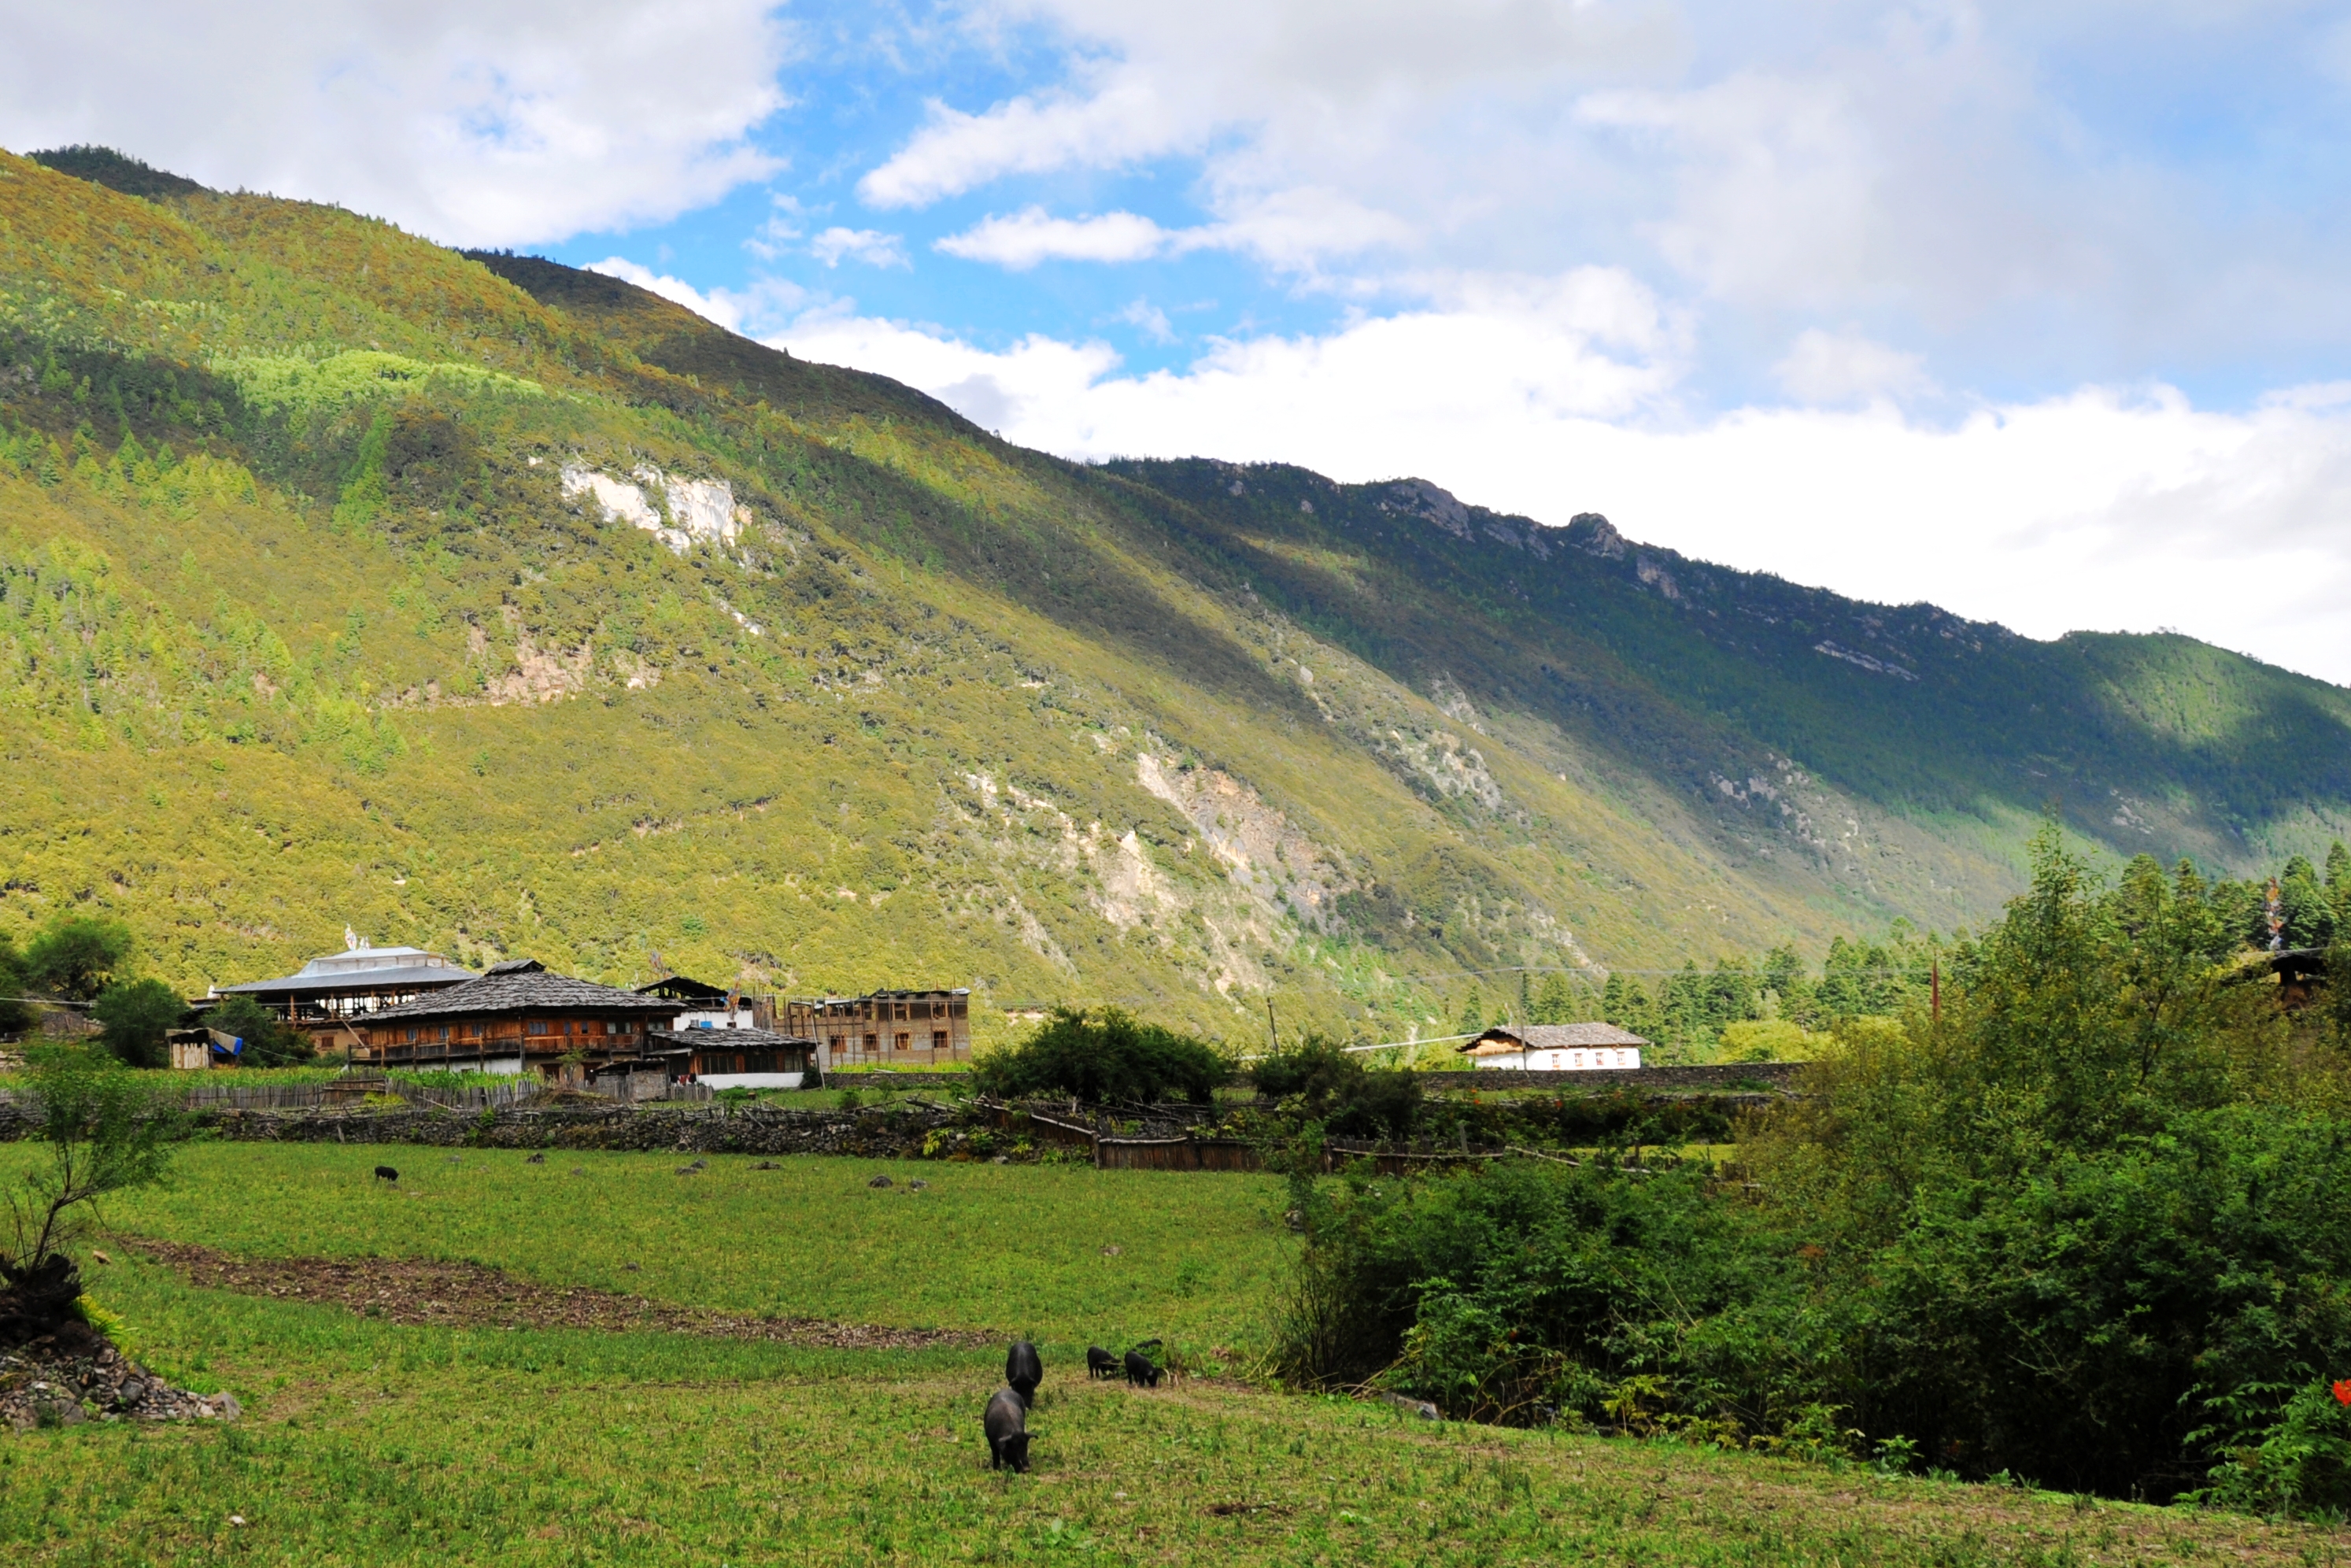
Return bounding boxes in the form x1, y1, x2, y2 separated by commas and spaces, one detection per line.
1006, 1340, 1042, 1405
984, 1386, 1030, 1472
1086, 1346, 1118, 1379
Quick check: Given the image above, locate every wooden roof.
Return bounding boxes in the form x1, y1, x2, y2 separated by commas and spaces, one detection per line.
365, 960, 678, 1023
1460, 1023, 1649, 1055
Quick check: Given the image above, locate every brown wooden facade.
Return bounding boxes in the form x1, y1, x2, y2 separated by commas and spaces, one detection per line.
356, 960, 678, 1075
781, 989, 970, 1067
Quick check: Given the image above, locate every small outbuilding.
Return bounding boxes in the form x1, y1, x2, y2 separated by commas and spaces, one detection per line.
1459, 1023, 1647, 1071
646, 1027, 819, 1089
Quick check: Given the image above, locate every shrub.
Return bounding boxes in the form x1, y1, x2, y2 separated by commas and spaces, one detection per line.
974, 1008, 1229, 1104
0, 1045, 187, 1344
91, 978, 187, 1068
24, 915, 134, 1003
205, 993, 312, 1067
1251, 1034, 1421, 1139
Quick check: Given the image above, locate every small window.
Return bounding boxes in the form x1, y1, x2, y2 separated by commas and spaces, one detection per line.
896, 1032, 911, 1051
931, 1030, 947, 1052
527, 1019, 551, 1037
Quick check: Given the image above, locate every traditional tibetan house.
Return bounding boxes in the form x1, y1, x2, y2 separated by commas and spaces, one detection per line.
214, 939, 478, 1045
1459, 1022, 1647, 1071
355, 959, 678, 1076
781, 989, 971, 1068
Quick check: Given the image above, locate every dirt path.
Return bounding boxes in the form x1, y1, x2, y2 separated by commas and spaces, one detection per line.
130, 1239, 992, 1351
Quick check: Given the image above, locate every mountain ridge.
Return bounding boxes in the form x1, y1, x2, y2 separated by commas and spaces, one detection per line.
0, 144, 2342, 1047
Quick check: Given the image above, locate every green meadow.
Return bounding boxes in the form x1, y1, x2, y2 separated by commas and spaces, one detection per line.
0, 1143, 2342, 1566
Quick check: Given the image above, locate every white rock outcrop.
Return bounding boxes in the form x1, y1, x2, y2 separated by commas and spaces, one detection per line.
560, 463, 748, 555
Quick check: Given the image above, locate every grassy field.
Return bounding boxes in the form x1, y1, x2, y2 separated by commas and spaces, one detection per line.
3, 1144, 2347, 1565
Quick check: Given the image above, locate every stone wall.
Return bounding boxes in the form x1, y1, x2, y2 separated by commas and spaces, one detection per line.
0, 1102, 967, 1159
1434, 1062, 1804, 1093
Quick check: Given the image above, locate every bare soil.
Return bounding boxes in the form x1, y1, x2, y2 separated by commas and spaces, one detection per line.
131, 1239, 991, 1351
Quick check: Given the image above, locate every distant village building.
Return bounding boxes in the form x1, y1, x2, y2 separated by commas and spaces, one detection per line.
782, 989, 971, 1068
635, 974, 756, 1030
634, 973, 815, 1086
644, 1028, 816, 1089
356, 960, 677, 1075
1459, 1023, 1647, 1071
213, 937, 477, 1045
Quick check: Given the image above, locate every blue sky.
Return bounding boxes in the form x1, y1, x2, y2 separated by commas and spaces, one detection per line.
7, 1, 2351, 679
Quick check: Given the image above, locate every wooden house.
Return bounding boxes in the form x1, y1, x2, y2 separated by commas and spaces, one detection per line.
355, 959, 679, 1075
781, 989, 971, 1068
1459, 1023, 1647, 1071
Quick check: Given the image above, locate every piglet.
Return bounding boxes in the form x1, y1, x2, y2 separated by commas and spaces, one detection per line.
1123, 1349, 1162, 1388
984, 1386, 1031, 1472
1085, 1346, 1118, 1380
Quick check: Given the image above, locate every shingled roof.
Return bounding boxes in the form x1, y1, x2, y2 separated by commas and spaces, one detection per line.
365, 959, 679, 1023
1460, 1023, 1649, 1054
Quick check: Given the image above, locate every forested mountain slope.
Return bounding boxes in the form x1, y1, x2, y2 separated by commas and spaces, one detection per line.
0, 146, 2342, 1041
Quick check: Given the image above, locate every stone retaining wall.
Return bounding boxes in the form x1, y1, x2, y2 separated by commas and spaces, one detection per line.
1436, 1062, 1803, 1093
0, 1102, 967, 1159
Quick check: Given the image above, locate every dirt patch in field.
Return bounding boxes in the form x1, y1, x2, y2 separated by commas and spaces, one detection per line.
131, 1239, 991, 1351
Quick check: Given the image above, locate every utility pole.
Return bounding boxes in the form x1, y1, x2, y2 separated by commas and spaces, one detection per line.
1931, 958, 1941, 1026
1266, 999, 1280, 1056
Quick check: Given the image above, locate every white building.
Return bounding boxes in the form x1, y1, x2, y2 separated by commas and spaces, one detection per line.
1458, 1023, 1647, 1071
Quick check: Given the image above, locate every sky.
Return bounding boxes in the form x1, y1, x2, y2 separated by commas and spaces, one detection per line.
5, 1, 2350, 681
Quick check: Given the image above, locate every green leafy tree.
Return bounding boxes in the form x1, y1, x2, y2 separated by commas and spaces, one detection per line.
2327, 840, 2351, 926
24, 915, 134, 1003
1532, 973, 1577, 1025
2278, 854, 2335, 949
0, 932, 35, 1037
0, 1045, 187, 1344
90, 978, 185, 1068
1454, 989, 1484, 1036
204, 993, 311, 1068
974, 1008, 1229, 1104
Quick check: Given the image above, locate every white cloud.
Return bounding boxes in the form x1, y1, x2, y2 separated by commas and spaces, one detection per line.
586, 257, 747, 331
585, 257, 816, 335
809, 227, 911, 268
0, 0, 790, 246
1114, 299, 1176, 343
769, 294, 2351, 686
1774, 328, 1935, 405
852, 2, 2351, 376
937, 208, 1175, 268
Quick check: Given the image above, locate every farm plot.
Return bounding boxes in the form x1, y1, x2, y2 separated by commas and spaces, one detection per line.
0, 1145, 2342, 1566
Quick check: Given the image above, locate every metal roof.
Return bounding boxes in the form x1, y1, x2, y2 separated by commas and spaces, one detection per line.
218, 941, 476, 996
364, 960, 679, 1022
220, 963, 477, 996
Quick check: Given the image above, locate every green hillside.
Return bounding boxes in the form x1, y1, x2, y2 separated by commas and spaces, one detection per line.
0, 146, 2344, 1044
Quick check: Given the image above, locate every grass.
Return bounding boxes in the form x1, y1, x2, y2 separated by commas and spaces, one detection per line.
3, 1146, 2349, 1564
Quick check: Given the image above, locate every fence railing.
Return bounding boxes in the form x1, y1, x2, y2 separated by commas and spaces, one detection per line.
173, 1078, 542, 1112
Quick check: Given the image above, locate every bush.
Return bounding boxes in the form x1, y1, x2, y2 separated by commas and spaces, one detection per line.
974, 1008, 1229, 1104
91, 978, 188, 1068
205, 993, 312, 1067
24, 915, 133, 1003
1269, 827, 2351, 1507
1251, 1034, 1421, 1139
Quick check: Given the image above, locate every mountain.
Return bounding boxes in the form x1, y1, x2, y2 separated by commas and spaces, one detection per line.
1, 146, 2345, 1045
